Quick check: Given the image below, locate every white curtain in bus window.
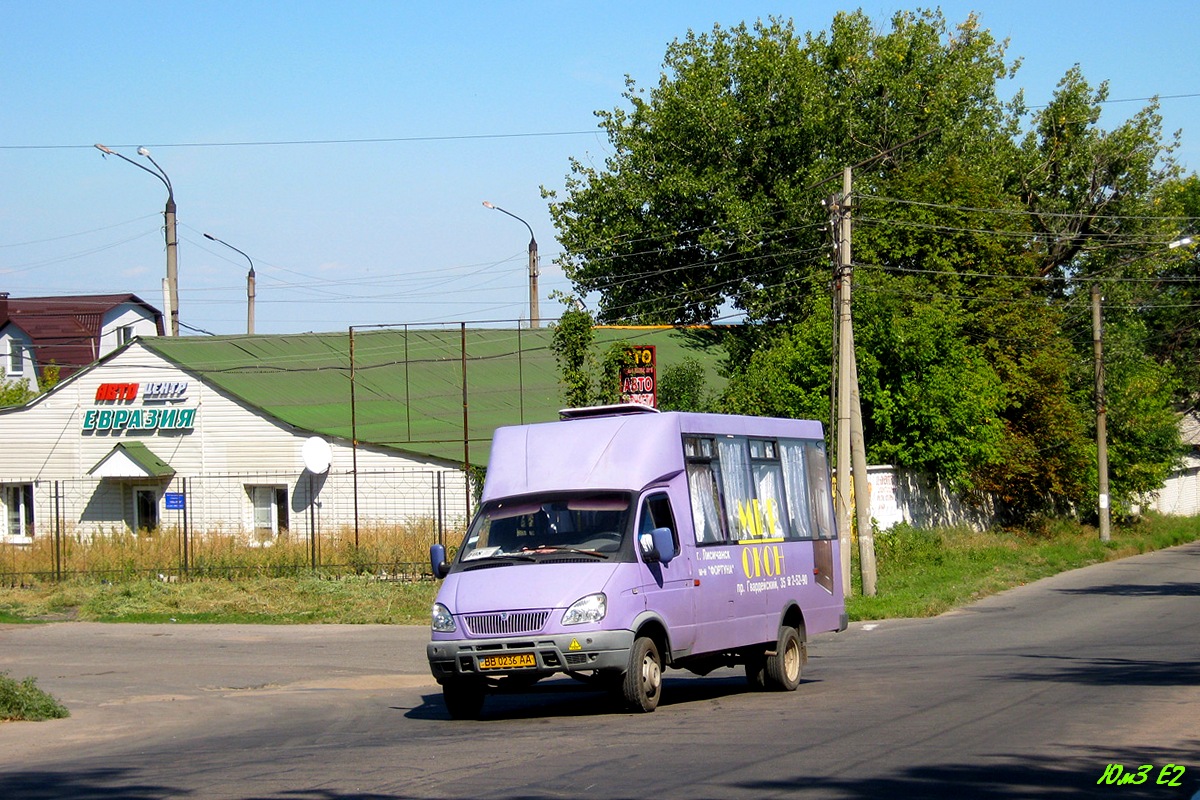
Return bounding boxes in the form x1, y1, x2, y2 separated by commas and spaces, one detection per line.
804, 442, 836, 539
779, 441, 814, 539
686, 463, 724, 543
749, 440, 786, 540
717, 438, 754, 540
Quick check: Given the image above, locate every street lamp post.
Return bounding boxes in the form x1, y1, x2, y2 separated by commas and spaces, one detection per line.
204, 233, 257, 334
95, 144, 179, 336
482, 201, 539, 328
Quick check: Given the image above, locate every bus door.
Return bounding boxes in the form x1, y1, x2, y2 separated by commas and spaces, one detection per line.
636, 490, 696, 654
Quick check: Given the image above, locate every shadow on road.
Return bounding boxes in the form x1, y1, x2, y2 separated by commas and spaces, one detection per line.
732, 742, 1200, 800
1055, 582, 1200, 597
404, 672, 802, 721
0, 768, 184, 800
998, 654, 1200, 687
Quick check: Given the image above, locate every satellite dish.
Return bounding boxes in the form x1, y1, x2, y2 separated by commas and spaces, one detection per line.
302, 437, 332, 474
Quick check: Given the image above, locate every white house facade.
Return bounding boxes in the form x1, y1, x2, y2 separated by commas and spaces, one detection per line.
0, 341, 469, 545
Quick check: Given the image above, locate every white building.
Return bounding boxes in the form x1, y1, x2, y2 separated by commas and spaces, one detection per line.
0, 335, 472, 544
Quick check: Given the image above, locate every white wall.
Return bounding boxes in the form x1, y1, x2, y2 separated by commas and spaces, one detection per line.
0, 327, 36, 392
864, 465, 996, 532
1148, 455, 1200, 517
97, 302, 160, 356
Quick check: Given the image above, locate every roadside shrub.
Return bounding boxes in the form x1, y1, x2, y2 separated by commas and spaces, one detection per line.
0, 672, 69, 721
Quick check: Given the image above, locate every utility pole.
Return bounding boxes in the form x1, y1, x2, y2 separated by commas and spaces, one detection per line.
1092, 284, 1111, 541
830, 166, 877, 596
483, 201, 540, 328
832, 189, 853, 595
95, 144, 179, 335
203, 233, 256, 334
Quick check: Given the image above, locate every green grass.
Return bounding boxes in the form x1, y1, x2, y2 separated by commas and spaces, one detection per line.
0, 672, 70, 722
1, 514, 1196, 625
0, 575, 439, 625
846, 513, 1200, 620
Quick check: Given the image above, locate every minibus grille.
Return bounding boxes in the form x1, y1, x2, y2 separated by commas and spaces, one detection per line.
464, 611, 550, 636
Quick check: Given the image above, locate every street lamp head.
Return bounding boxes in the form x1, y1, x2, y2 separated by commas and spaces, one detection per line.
137, 146, 150, 157
203, 233, 217, 242
482, 201, 496, 210
94, 143, 114, 155
1167, 235, 1194, 249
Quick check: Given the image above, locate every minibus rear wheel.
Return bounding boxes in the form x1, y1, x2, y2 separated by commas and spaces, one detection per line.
622, 636, 663, 712
745, 650, 768, 690
765, 626, 802, 691
442, 678, 486, 720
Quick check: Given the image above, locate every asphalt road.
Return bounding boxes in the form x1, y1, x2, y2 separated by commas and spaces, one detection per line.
2, 541, 1199, 800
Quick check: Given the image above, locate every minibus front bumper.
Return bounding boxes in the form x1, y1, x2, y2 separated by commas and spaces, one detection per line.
427, 629, 635, 681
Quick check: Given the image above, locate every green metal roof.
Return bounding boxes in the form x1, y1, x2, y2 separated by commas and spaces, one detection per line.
88, 441, 176, 478
140, 326, 726, 465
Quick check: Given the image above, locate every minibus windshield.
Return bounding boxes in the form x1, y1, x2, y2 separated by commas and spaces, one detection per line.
458, 493, 632, 563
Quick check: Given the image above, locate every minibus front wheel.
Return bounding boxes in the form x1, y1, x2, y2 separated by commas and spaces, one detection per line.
441, 678, 486, 720
622, 636, 663, 712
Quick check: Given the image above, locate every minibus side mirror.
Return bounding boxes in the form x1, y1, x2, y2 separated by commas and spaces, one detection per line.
639, 527, 677, 565
429, 544, 450, 579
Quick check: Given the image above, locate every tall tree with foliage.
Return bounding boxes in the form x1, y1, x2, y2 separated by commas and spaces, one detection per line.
548, 10, 1018, 325
549, 303, 634, 407
1143, 174, 1200, 413
549, 8, 1189, 524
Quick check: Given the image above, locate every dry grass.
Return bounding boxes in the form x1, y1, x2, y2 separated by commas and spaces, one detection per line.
1, 519, 462, 584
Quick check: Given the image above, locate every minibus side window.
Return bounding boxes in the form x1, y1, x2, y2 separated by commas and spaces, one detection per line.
685, 436, 727, 544
780, 440, 814, 539
639, 492, 679, 553
720, 437, 790, 541
717, 437, 754, 540
749, 439, 788, 540
804, 441, 836, 539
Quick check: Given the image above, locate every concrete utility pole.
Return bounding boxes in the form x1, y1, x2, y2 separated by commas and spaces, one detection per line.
483, 201, 540, 328
832, 198, 853, 594
203, 233, 257, 334
95, 144, 179, 336
1092, 284, 1111, 541
830, 166, 877, 596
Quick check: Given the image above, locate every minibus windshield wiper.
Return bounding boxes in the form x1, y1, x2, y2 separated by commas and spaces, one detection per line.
519, 545, 610, 559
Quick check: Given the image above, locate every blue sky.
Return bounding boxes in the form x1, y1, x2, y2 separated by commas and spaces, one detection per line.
2, 1, 1196, 335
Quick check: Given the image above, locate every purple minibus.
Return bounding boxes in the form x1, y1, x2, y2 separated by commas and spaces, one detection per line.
427, 405, 846, 718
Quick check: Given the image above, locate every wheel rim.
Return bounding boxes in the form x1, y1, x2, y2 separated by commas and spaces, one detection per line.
642, 653, 661, 697
784, 638, 800, 682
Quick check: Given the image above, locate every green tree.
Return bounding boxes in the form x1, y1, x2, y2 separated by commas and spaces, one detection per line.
657, 356, 715, 412
548, 10, 1017, 325
550, 304, 596, 408
1016, 67, 1179, 281
549, 302, 632, 407
38, 362, 60, 394
549, 8, 1186, 523
0, 368, 37, 407
1, 361, 61, 408
1143, 174, 1200, 413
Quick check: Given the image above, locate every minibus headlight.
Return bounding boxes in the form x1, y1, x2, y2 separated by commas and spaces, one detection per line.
431, 602, 456, 632
562, 593, 606, 625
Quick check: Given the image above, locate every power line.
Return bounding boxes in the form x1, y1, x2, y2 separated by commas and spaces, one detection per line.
0, 131, 600, 151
